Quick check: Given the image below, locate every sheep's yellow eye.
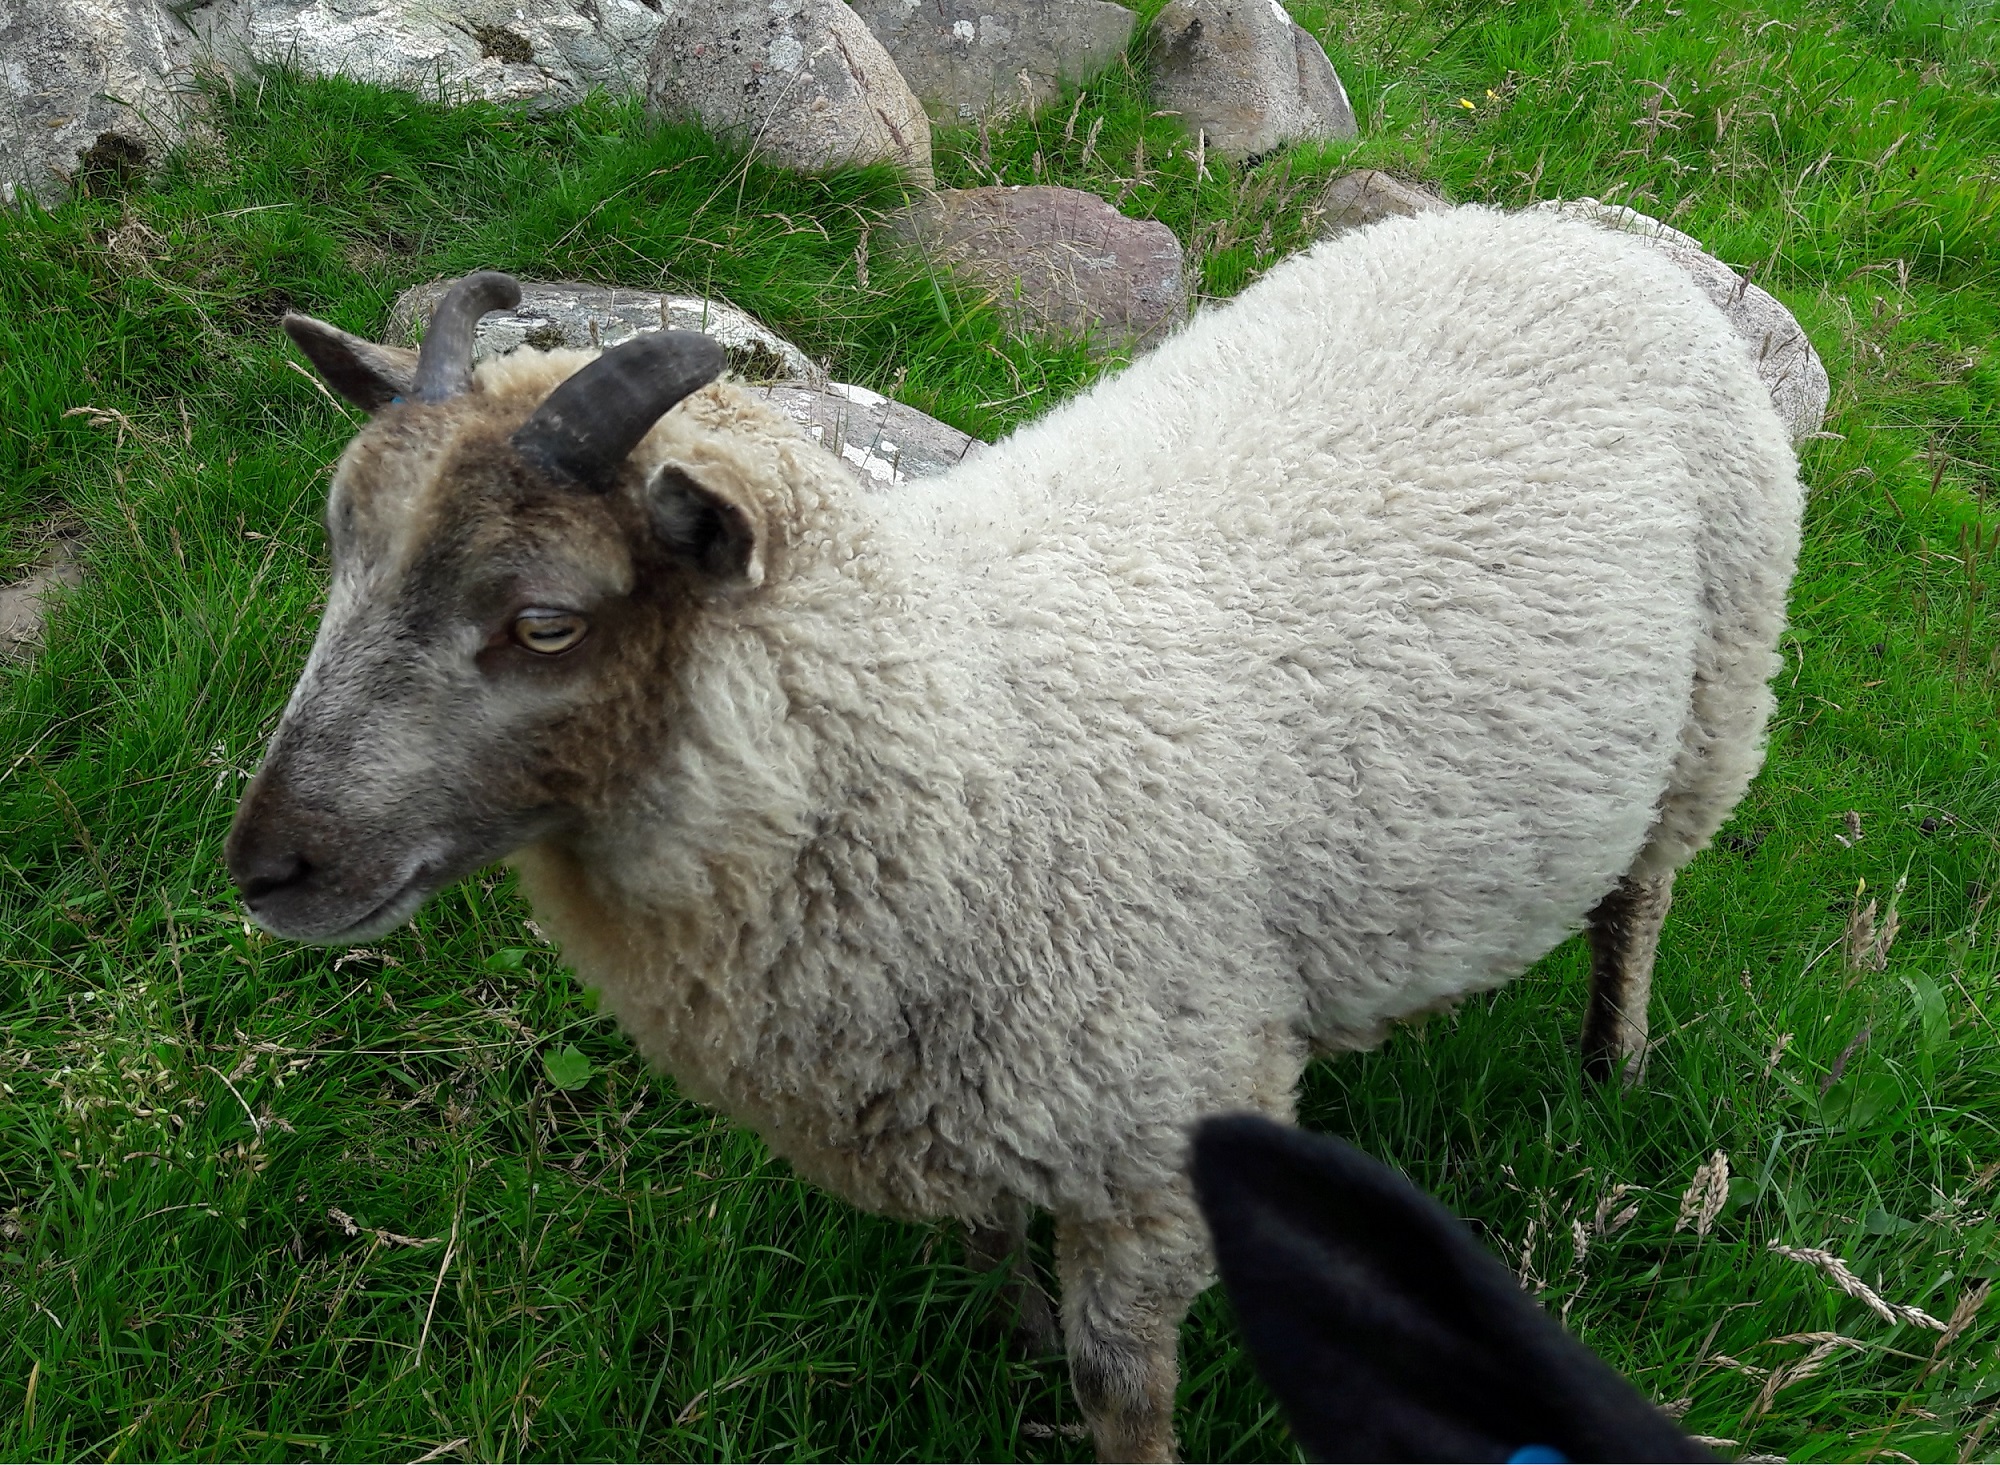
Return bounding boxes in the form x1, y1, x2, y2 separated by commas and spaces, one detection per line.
512, 610, 588, 654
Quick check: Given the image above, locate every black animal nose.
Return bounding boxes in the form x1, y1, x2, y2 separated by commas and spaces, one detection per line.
237, 852, 314, 903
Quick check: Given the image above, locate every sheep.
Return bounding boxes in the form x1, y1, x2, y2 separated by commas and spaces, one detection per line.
226, 205, 1803, 1462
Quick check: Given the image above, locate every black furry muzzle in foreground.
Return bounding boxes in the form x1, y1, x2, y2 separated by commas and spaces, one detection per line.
1191, 1115, 1711, 1464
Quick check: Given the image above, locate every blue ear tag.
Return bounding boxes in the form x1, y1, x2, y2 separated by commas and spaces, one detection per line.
1508, 1447, 1568, 1463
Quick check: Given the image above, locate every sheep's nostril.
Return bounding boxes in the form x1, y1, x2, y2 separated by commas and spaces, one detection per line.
238, 853, 314, 903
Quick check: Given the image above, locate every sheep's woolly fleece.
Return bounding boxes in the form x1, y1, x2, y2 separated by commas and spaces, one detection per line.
512, 206, 1803, 1229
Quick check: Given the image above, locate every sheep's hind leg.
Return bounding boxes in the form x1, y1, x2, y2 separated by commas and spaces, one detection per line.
1056, 1190, 1209, 1462
1581, 869, 1676, 1084
965, 1198, 1060, 1357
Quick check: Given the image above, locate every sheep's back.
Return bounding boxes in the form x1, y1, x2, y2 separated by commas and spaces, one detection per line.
898, 205, 1800, 1051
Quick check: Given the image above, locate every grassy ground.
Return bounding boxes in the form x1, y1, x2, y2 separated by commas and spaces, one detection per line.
2, 0, 1998, 1457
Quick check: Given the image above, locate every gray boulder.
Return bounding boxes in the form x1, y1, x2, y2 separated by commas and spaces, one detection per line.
190, 0, 669, 108
1, 0, 192, 206
848, 0, 1134, 123
385, 279, 823, 386
1315, 169, 1449, 237
646, 0, 933, 182
1148, 0, 1356, 164
887, 184, 1186, 354
1534, 199, 1830, 444
752, 381, 985, 487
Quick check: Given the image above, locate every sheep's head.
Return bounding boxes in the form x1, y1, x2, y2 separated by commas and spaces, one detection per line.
226, 272, 761, 943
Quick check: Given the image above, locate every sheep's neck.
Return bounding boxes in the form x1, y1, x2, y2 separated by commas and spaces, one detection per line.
510, 523, 1013, 1216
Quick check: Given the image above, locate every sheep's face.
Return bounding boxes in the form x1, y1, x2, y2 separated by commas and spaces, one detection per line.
226, 286, 745, 943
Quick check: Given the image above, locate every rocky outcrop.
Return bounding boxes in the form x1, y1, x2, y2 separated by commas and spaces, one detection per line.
646, 0, 933, 182
753, 381, 985, 486
1, 0, 192, 206
191, 0, 670, 109
888, 185, 1186, 354
2, 0, 684, 205
1534, 199, 1831, 444
1148, 0, 1355, 163
1315, 169, 1448, 237
385, 279, 823, 385
848, 0, 1134, 123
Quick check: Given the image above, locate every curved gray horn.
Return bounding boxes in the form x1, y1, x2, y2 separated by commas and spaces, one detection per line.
510, 330, 727, 489
413, 271, 523, 404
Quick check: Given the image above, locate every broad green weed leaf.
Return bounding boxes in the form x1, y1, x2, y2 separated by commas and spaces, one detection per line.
1821, 1070, 1902, 1133
1903, 971, 1950, 1051
1864, 1206, 1919, 1235
544, 1044, 594, 1091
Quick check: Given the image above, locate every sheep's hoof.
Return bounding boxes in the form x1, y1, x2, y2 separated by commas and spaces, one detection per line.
1011, 1276, 1062, 1359
1582, 1040, 1649, 1088
964, 1219, 1061, 1356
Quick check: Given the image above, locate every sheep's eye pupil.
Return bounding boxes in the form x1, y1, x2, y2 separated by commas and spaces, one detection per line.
513, 612, 586, 654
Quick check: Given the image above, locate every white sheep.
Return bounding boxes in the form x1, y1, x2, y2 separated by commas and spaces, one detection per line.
227, 205, 1803, 1461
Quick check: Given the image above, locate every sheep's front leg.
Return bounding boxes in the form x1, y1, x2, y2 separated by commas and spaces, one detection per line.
1056, 1190, 1209, 1463
1582, 869, 1676, 1083
965, 1197, 1060, 1356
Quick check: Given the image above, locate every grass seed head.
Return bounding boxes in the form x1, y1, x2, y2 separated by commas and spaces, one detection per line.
1676, 1150, 1730, 1238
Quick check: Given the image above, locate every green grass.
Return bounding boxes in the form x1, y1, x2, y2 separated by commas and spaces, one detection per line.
2, 0, 1998, 1457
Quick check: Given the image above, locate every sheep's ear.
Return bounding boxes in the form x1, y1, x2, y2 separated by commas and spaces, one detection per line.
1191, 1115, 1710, 1465
647, 464, 765, 588
284, 314, 420, 413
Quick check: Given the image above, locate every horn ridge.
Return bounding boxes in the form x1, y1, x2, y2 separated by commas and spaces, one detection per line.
413, 271, 523, 404
511, 330, 728, 490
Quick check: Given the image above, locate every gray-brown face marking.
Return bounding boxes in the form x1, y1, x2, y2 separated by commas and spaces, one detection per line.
227, 297, 732, 943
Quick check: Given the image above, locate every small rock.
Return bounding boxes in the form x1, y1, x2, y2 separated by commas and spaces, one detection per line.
1148, 0, 1356, 164
385, 280, 823, 386
0, 0, 191, 206
1315, 169, 1449, 237
847, 0, 1134, 124
753, 381, 986, 487
0, 537, 83, 658
189, 0, 670, 109
1533, 199, 1831, 444
646, 0, 933, 183
887, 185, 1186, 354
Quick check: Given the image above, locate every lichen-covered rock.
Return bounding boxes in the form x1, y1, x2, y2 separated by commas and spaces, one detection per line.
887, 184, 1185, 354
1315, 169, 1448, 237
1148, 0, 1355, 163
385, 279, 823, 386
1533, 199, 1830, 444
753, 381, 985, 486
847, 0, 1133, 123
645, 0, 933, 182
1, 0, 192, 206
189, 0, 669, 108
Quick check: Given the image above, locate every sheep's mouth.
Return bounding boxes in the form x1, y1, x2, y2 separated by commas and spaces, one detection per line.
243, 848, 457, 946
313, 867, 445, 945
238, 810, 566, 946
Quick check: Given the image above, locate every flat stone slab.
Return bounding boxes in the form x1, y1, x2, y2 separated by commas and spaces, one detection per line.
1533, 199, 1831, 444
849, 0, 1134, 123
1149, 0, 1356, 163
646, 0, 933, 182
0, 537, 83, 658
1315, 169, 1449, 237
887, 185, 1187, 355
386, 280, 823, 386
753, 382, 985, 487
